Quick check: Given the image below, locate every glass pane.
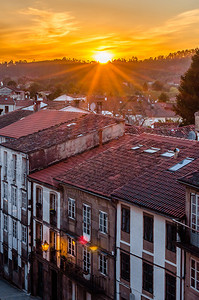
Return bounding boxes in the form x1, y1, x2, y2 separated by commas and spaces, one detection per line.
197, 263, 199, 271
191, 278, 195, 287
191, 269, 195, 278
192, 260, 195, 268
192, 205, 196, 214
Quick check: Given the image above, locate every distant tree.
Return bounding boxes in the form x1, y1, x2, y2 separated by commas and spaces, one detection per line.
29, 83, 41, 99
143, 82, 148, 91
158, 92, 169, 102
152, 80, 163, 91
7, 80, 17, 88
174, 50, 199, 125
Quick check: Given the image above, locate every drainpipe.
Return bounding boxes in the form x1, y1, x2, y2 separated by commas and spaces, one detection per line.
110, 198, 117, 300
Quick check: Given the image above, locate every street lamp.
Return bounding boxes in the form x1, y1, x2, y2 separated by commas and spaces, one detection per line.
41, 240, 49, 252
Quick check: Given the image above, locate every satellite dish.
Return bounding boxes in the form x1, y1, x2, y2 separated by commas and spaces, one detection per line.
90, 102, 96, 111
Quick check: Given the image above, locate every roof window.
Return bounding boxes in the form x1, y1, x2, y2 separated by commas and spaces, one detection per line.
169, 157, 194, 171
144, 147, 160, 154
161, 150, 175, 158
67, 123, 76, 127
131, 145, 143, 150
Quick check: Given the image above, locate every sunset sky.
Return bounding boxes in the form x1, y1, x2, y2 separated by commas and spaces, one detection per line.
1, 0, 199, 62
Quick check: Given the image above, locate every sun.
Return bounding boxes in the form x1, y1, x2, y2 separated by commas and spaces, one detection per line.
94, 51, 113, 64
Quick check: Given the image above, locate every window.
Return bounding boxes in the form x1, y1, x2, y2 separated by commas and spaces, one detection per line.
166, 273, 176, 300
83, 204, 91, 236
191, 258, 199, 291
5, 106, 9, 114
11, 186, 17, 207
121, 207, 130, 233
13, 220, 17, 239
83, 247, 91, 273
50, 193, 56, 211
68, 237, 75, 256
131, 144, 143, 150
68, 198, 75, 219
36, 223, 42, 241
13, 254, 18, 272
144, 147, 160, 154
3, 182, 8, 200
22, 157, 26, 186
121, 252, 130, 281
4, 215, 8, 231
36, 187, 42, 205
161, 150, 174, 158
144, 215, 153, 243
99, 253, 107, 275
22, 190, 27, 210
4, 151, 7, 179
191, 194, 199, 231
12, 154, 17, 182
50, 230, 56, 249
166, 223, 176, 252
143, 262, 153, 294
169, 157, 194, 171
22, 225, 27, 244
99, 211, 108, 234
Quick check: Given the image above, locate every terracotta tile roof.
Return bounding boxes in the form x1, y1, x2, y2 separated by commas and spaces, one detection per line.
126, 124, 195, 139
53, 133, 199, 218
15, 100, 34, 107
2, 113, 121, 153
0, 96, 15, 105
0, 109, 84, 139
0, 109, 33, 129
28, 138, 120, 187
178, 171, 199, 188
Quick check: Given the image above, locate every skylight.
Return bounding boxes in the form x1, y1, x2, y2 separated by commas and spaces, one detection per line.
131, 145, 143, 150
144, 147, 160, 154
161, 150, 175, 158
169, 157, 194, 171
67, 123, 76, 127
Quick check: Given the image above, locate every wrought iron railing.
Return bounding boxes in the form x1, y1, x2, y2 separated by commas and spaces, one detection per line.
177, 222, 199, 248
60, 256, 106, 294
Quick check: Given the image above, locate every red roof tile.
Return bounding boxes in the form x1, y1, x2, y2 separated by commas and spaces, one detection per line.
0, 109, 84, 138
29, 132, 199, 218
0, 109, 33, 129
3, 113, 121, 153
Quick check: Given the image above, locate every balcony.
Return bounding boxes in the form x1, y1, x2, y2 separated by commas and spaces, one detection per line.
50, 210, 57, 227
36, 203, 42, 220
176, 224, 199, 257
60, 256, 106, 294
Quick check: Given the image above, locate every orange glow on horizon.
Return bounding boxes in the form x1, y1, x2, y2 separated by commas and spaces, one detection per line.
94, 51, 113, 64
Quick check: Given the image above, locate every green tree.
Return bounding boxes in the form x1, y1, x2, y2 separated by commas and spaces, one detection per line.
7, 80, 17, 88
143, 82, 148, 91
152, 80, 163, 91
158, 92, 169, 102
174, 50, 199, 125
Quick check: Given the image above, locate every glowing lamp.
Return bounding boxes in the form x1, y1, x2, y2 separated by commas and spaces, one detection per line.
79, 236, 88, 245
42, 240, 49, 252
72, 240, 75, 246
89, 245, 98, 251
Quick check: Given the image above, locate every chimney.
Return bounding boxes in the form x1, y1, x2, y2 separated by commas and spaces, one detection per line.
74, 99, 80, 108
96, 101, 102, 114
195, 112, 199, 140
174, 148, 180, 159
33, 93, 41, 112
